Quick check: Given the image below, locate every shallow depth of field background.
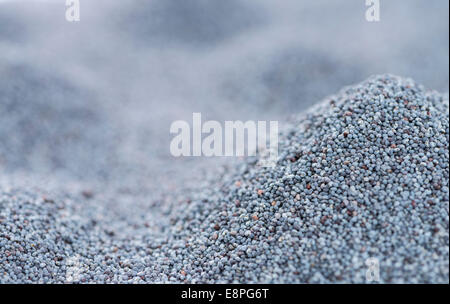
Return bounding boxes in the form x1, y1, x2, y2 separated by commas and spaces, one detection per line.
0, 0, 448, 189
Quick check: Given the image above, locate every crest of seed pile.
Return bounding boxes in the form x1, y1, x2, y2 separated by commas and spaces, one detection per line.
156, 75, 449, 283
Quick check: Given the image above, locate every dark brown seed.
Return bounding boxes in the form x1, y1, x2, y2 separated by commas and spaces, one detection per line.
82, 190, 94, 199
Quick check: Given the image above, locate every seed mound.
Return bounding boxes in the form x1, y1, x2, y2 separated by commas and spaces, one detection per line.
153, 74, 449, 283
0, 74, 448, 283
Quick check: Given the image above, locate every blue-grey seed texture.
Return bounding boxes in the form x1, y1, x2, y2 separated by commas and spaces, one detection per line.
0, 74, 448, 283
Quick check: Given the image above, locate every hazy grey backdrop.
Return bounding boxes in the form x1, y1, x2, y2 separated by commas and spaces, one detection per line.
0, 0, 448, 188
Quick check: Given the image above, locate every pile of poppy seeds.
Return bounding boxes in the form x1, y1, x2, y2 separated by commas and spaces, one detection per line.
1, 75, 449, 283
